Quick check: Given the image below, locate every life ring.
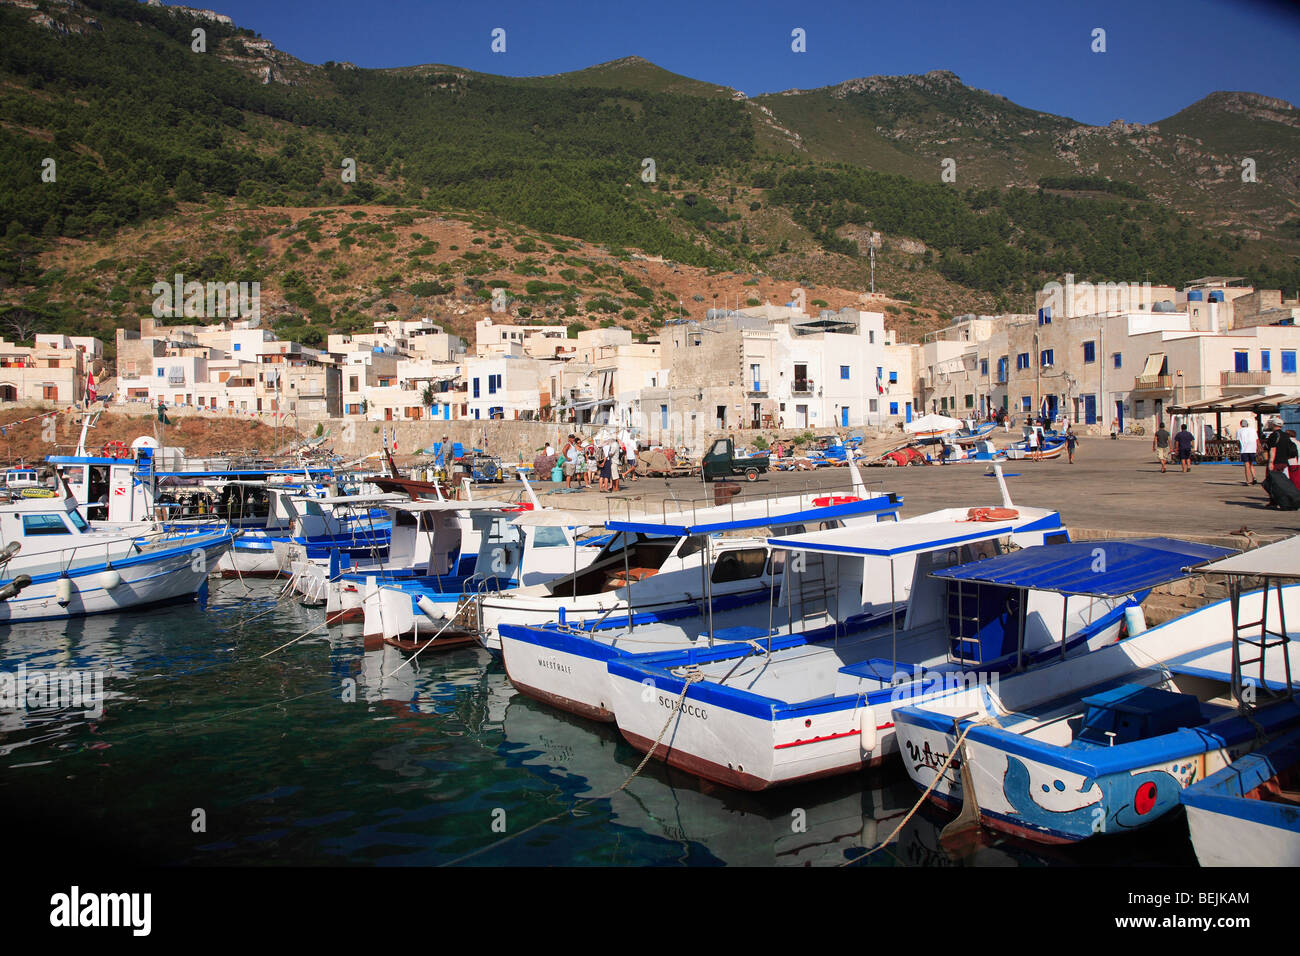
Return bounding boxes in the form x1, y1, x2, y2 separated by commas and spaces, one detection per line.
813, 495, 861, 507
101, 440, 132, 459
966, 507, 1019, 522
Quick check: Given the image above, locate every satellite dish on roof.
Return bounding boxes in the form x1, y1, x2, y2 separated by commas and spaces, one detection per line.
131, 436, 159, 450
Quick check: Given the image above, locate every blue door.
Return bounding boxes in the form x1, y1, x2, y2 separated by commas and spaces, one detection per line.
905, 402, 912, 423
1115, 400, 1124, 431
1084, 395, 1097, 425
841, 407, 849, 427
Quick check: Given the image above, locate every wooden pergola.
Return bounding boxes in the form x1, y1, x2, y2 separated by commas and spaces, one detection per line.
1167, 392, 1292, 448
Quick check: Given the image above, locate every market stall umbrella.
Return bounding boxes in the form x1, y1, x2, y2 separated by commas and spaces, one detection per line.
904, 413, 963, 438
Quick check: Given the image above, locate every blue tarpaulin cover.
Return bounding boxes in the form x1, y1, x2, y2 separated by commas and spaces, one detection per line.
932, 537, 1236, 597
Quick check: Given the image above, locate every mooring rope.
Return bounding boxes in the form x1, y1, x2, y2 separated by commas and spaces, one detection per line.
840, 719, 984, 866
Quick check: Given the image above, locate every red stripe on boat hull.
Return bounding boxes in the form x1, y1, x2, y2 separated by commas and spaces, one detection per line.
618, 728, 883, 791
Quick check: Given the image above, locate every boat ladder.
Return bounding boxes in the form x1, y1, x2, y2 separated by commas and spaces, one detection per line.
794, 552, 832, 624
1229, 573, 1293, 712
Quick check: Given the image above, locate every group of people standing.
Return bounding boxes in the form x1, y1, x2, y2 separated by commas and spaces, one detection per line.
558, 434, 638, 492
1151, 417, 1300, 505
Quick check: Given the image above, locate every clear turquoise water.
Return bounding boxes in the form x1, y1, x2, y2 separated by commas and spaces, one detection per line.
0, 580, 1195, 866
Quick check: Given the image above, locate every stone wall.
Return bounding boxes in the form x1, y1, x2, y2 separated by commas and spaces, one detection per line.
291, 415, 881, 460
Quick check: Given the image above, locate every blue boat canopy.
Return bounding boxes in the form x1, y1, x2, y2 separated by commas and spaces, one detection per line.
932, 537, 1237, 597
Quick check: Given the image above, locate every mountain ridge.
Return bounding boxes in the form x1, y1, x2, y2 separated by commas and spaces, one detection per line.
1, 0, 1297, 355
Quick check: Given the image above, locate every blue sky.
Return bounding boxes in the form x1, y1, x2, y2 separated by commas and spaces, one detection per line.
200, 0, 1300, 126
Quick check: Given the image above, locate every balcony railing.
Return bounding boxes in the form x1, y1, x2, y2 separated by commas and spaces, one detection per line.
792, 379, 814, 395
1221, 370, 1271, 387
745, 380, 769, 395
1133, 374, 1173, 392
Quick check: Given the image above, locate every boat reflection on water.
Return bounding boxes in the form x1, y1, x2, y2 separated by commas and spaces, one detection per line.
0, 610, 151, 760
347, 636, 512, 725
498, 691, 1029, 867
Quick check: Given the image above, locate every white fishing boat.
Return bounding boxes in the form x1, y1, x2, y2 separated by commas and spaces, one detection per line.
496, 486, 1062, 725
1178, 539, 1300, 865
295, 499, 597, 623
0, 492, 234, 624
1181, 724, 1300, 866
603, 534, 1230, 792
892, 536, 1298, 846
474, 486, 906, 653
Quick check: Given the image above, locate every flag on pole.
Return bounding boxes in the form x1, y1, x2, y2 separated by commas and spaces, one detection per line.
876, 370, 884, 395
86, 370, 96, 404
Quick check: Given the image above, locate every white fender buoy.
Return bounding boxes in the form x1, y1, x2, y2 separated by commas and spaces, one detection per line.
99, 568, 122, 591
859, 706, 877, 753
416, 594, 441, 624
55, 576, 73, 607
1124, 605, 1147, 637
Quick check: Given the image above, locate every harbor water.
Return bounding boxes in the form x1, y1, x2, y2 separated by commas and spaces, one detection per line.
0, 580, 1196, 866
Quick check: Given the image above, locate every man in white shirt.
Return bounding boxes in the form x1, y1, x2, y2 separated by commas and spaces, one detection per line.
1236, 418, 1258, 485
623, 439, 638, 482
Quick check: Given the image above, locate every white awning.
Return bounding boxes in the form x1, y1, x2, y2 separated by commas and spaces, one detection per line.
309, 493, 408, 506
1195, 535, 1300, 579
1140, 352, 1166, 377
390, 499, 520, 513
510, 508, 604, 527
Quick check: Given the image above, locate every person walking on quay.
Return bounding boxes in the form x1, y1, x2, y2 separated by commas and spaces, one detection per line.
1236, 418, 1258, 485
1026, 425, 1040, 462
1065, 425, 1078, 464
1153, 421, 1170, 473
1265, 419, 1297, 479
1174, 422, 1195, 474
441, 434, 455, 478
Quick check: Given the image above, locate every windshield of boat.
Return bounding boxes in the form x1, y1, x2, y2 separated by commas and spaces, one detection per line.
529, 525, 570, 548
545, 531, 680, 597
